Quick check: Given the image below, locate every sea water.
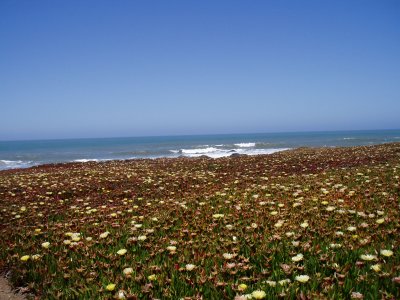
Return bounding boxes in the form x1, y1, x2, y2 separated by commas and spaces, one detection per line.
1, 130, 399, 170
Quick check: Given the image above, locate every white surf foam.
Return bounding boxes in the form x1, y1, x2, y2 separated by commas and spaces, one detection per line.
169, 147, 290, 159
181, 147, 219, 154
73, 159, 101, 163
0, 160, 34, 170
234, 142, 256, 147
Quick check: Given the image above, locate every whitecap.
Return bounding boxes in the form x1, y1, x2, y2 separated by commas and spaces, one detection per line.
181, 147, 219, 154
234, 142, 256, 147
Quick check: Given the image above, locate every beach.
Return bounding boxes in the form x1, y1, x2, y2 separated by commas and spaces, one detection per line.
0, 143, 399, 299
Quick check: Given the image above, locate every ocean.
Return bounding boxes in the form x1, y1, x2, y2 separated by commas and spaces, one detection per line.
1, 130, 399, 170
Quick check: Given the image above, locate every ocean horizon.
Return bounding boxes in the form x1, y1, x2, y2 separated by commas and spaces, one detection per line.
1, 129, 400, 170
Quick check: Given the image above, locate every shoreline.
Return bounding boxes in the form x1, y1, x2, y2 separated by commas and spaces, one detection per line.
1, 142, 399, 174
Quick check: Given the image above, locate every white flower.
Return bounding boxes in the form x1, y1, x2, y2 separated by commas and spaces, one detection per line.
212, 213, 224, 219
185, 264, 196, 271
291, 253, 304, 262
380, 249, 393, 257
123, 267, 133, 276
351, 292, 364, 299
360, 254, 377, 261
223, 253, 235, 260
251, 290, 266, 299
99, 231, 110, 239
278, 279, 291, 285
166, 246, 176, 252
300, 222, 309, 228
295, 275, 310, 283
138, 235, 147, 241
265, 280, 276, 287
329, 243, 342, 249
292, 241, 300, 247
117, 249, 127, 255
347, 226, 356, 232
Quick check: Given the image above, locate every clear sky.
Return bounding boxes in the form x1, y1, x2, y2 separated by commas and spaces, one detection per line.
1, 0, 399, 140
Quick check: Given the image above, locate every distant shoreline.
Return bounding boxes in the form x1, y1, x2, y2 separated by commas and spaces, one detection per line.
1, 142, 399, 174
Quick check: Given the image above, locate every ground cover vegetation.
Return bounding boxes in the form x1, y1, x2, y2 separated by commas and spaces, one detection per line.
0, 143, 399, 299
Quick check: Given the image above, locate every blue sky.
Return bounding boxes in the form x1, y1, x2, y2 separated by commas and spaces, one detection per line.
1, 0, 399, 140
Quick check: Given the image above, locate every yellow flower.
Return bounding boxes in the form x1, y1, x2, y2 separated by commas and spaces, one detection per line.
41, 242, 50, 249
106, 283, 116, 291
20, 255, 30, 262
238, 283, 247, 291
370, 264, 381, 272
376, 218, 385, 224
148, 274, 157, 281
117, 249, 127, 256
380, 249, 393, 257
252, 290, 266, 299
295, 275, 310, 283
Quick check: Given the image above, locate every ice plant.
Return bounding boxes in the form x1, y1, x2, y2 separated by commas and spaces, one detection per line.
106, 283, 116, 291
185, 264, 196, 271
117, 249, 127, 256
166, 245, 176, 252
370, 264, 381, 272
41, 242, 50, 249
251, 290, 266, 299
360, 254, 377, 261
291, 253, 304, 262
138, 235, 147, 241
238, 283, 248, 291
300, 221, 309, 228
123, 267, 133, 276
295, 275, 310, 283
148, 274, 157, 281
20, 255, 30, 262
223, 253, 235, 260
99, 231, 110, 239
380, 249, 393, 257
